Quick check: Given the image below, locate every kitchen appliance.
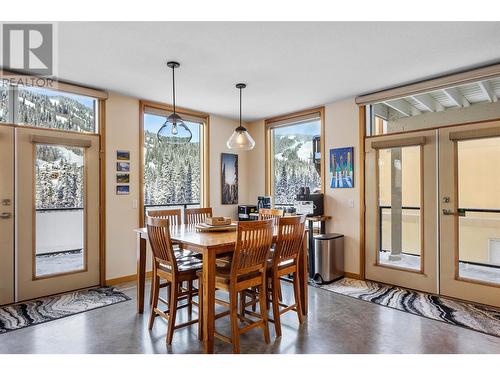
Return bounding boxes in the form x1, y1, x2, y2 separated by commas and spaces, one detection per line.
257, 196, 272, 210
294, 192, 324, 217
238, 205, 257, 221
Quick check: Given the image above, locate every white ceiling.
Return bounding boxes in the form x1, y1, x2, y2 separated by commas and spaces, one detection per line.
57, 22, 500, 121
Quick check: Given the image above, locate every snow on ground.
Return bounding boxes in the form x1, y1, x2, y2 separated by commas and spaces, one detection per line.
23, 99, 35, 108
56, 115, 68, 123
49, 98, 60, 105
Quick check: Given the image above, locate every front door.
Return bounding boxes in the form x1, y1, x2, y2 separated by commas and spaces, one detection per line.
439, 120, 500, 307
365, 130, 438, 293
15, 128, 100, 301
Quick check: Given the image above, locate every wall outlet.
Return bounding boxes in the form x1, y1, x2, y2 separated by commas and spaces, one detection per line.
132, 199, 138, 209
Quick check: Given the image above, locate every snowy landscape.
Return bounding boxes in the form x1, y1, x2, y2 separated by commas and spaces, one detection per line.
273, 130, 321, 205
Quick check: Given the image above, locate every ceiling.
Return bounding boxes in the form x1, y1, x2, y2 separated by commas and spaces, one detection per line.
56, 22, 500, 121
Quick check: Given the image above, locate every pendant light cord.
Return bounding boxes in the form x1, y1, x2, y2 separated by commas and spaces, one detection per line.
172, 65, 176, 114
239, 86, 242, 127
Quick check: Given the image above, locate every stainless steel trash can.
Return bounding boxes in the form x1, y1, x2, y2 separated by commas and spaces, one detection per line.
313, 233, 344, 283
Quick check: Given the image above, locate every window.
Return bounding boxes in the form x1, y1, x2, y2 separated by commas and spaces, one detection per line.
0, 84, 98, 132
140, 102, 209, 222
266, 108, 324, 205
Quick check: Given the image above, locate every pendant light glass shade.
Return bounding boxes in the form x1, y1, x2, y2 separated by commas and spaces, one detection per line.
157, 61, 192, 145
227, 83, 255, 151
226, 125, 255, 150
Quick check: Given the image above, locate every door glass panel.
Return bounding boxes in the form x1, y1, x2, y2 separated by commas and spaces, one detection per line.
35, 144, 85, 277
378, 146, 421, 270
0, 83, 9, 123
457, 138, 500, 284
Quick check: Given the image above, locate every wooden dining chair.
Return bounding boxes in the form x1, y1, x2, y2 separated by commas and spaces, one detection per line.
184, 207, 213, 225
198, 220, 274, 354
147, 216, 202, 345
258, 208, 284, 225
266, 215, 306, 337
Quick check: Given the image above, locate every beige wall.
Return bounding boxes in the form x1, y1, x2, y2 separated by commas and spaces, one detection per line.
105, 94, 250, 280
245, 99, 362, 275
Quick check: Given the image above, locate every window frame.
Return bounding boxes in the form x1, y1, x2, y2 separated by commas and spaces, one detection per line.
264, 106, 325, 201
139, 100, 210, 226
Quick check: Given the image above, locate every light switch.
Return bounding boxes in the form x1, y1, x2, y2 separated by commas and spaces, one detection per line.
132, 199, 138, 209
347, 199, 354, 208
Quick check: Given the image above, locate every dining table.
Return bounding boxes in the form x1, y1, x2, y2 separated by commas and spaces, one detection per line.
134, 224, 309, 354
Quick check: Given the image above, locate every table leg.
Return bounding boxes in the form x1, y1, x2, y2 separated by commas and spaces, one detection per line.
308, 220, 314, 276
202, 250, 216, 353
136, 234, 147, 314
298, 234, 308, 316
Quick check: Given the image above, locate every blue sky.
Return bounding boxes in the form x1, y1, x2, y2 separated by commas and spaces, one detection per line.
144, 113, 201, 143
273, 120, 320, 137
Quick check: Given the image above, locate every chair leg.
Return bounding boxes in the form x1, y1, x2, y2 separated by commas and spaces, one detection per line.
187, 280, 193, 315
258, 277, 271, 344
251, 286, 257, 312
149, 255, 155, 306
292, 271, 304, 324
271, 276, 282, 337
239, 291, 246, 319
166, 282, 179, 345
148, 268, 159, 330
229, 290, 240, 354
197, 276, 203, 341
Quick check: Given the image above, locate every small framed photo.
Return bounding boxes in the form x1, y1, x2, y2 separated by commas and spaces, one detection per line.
116, 173, 130, 184
116, 185, 129, 195
117, 150, 130, 161
116, 162, 130, 172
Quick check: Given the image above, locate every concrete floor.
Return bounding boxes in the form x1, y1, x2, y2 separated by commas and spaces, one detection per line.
1, 280, 500, 354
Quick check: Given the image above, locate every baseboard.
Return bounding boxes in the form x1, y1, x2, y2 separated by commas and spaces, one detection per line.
106, 271, 152, 286
344, 272, 362, 280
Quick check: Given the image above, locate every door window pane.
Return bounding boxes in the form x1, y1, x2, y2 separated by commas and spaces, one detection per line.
35, 144, 85, 277
378, 146, 421, 270
458, 138, 500, 284
271, 119, 321, 205
18, 87, 97, 132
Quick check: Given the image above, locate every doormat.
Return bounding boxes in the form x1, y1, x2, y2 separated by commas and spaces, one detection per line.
310, 278, 500, 338
0, 287, 130, 334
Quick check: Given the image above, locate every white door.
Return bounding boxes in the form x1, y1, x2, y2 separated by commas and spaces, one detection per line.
16, 128, 100, 301
0, 126, 15, 305
439, 121, 500, 307
365, 130, 438, 293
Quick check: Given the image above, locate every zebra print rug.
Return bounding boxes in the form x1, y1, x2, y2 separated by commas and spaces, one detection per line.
312, 278, 500, 338
0, 287, 130, 334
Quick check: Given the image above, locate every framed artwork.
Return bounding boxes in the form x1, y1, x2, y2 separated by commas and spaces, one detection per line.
330, 147, 354, 188
116, 173, 130, 184
117, 150, 130, 160
116, 185, 129, 195
221, 153, 238, 205
116, 161, 130, 172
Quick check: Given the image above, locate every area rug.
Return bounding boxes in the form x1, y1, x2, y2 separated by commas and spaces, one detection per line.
0, 287, 130, 334
311, 278, 500, 338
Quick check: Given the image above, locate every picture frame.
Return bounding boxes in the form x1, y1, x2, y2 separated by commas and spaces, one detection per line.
330, 147, 354, 188
116, 150, 130, 161
116, 185, 129, 195
221, 153, 238, 205
116, 173, 130, 184
116, 161, 130, 172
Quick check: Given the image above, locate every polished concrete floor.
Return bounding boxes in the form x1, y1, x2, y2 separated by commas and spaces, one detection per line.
1, 280, 500, 354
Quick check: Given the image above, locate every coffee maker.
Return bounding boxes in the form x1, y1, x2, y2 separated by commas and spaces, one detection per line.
257, 196, 272, 210
294, 187, 324, 216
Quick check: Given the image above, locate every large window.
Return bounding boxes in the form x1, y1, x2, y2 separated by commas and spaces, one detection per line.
0, 84, 98, 132
141, 103, 208, 222
266, 108, 324, 205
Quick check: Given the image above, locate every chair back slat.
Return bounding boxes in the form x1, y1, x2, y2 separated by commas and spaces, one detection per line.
184, 207, 213, 225
258, 208, 284, 226
273, 215, 306, 266
146, 216, 177, 273
232, 220, 274, 276
147, 209, 182, 226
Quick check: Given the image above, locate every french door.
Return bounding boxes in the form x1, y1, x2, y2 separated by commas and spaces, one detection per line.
0, 126, 100, 304
365, 121, 500, 307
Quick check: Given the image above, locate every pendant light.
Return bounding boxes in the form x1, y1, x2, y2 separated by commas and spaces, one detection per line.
227, 83, 255, 150
157, 61, 192, 144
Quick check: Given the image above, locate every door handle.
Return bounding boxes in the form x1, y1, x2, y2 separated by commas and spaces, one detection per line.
0, 212, 12, 219
442, 209, 465, 217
